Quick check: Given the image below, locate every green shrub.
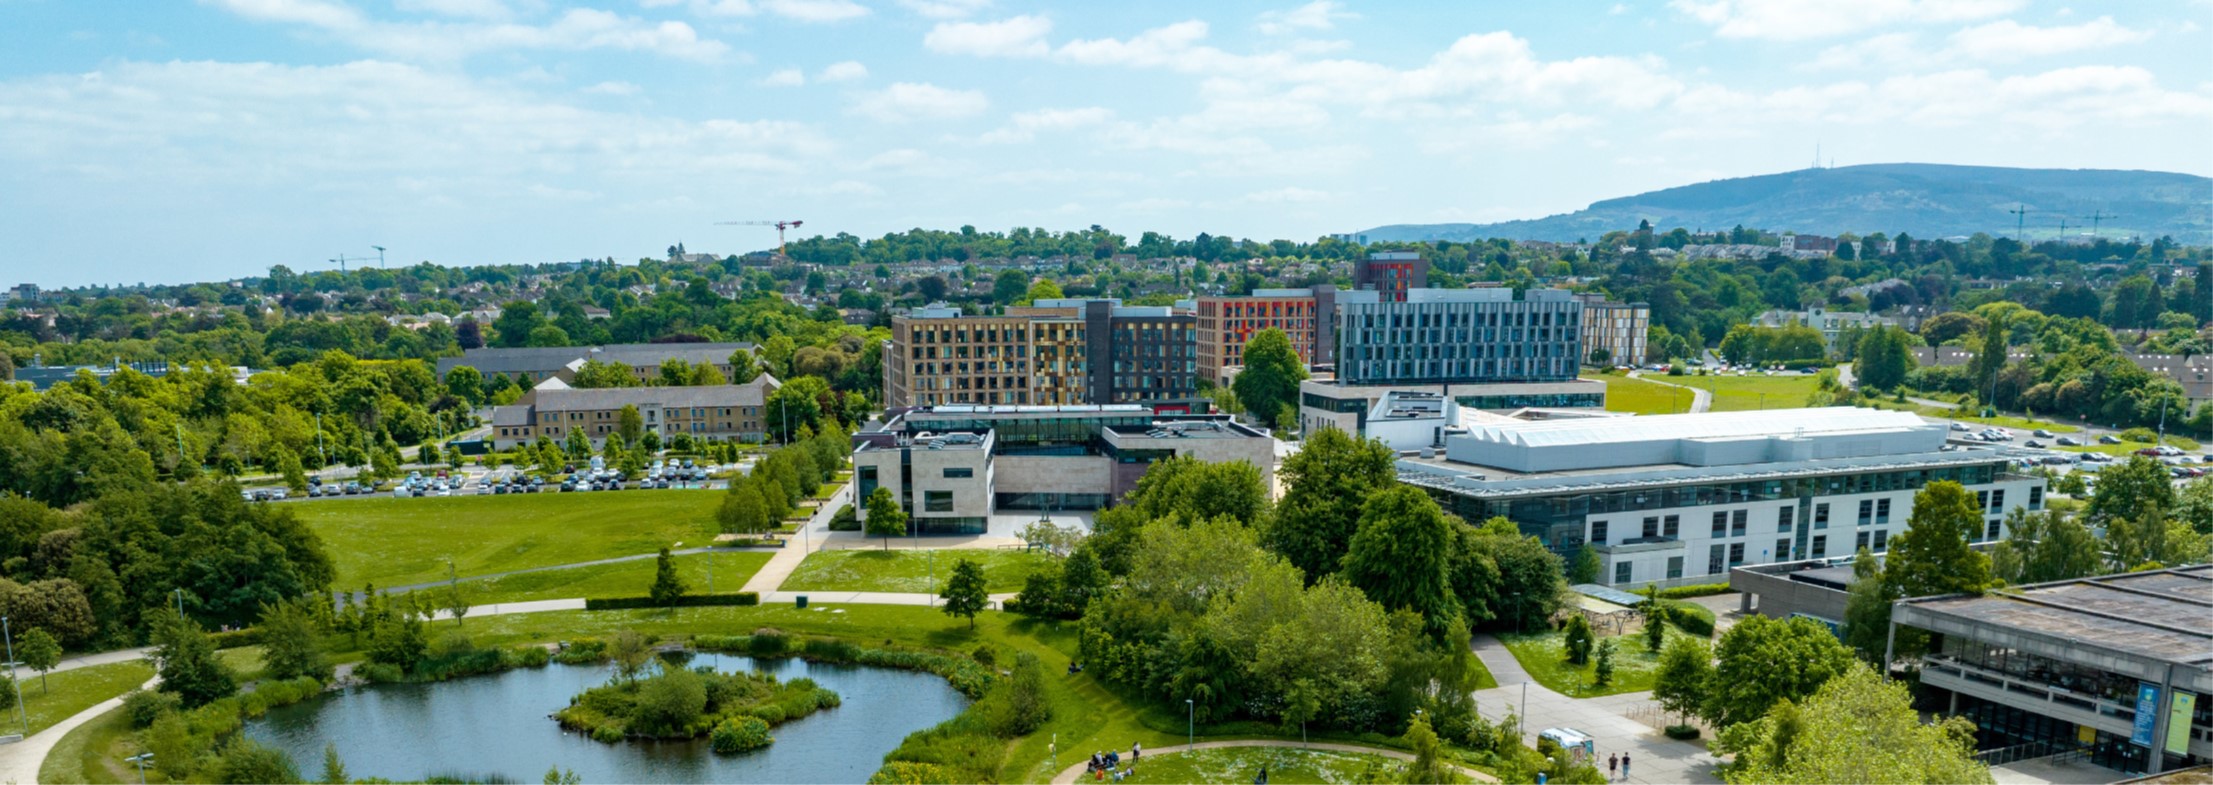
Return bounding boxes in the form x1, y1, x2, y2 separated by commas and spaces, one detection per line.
2120, 427, 2159, 443
867, 761, 967, 784
1656, 583, 1731, 599
828, 504, 860, 532
711, 716, 773, 754
1662, 600, 1716, 637
592, 724, 624, 743
555, 638, 609, 664
356, 662, 405, 683
583, 593, 758, 611
751, 704, 786, 724
747, 629, 791, 657
123, 689, 183, 728
207, 628, 263, 650
1664, 724, 1701, 740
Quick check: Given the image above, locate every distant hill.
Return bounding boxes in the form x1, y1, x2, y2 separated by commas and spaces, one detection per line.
1357, 163, 2213, 245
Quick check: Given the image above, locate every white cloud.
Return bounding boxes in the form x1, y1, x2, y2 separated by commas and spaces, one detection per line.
1947, 16, 2151, 62
582, 80, 642, 95
818, 60, 868, 81
1608, 3, 1631, 14
976, 105, 1112, 143
894, 0, 989, 19
209, 0, 731, 62
1668, 0, 2024, 40
1256, 1, 1355, 35
849, 82, 988, 122
759, 0, 869, 22
1802, 32, 1928, 70
393, 0, 512, 20
639, 0, 757, 18
923, 15, 1051, 57
760, 67, 805, 86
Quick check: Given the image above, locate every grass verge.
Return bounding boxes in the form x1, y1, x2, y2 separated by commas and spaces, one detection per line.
1666, 373, 1821, 411
1498, 626, 1694, 698
42, 699, 138, 784
20, 659, 157, 736
785, 548, 1053, 594
1121, 746, 1437, 784
295, 491, 725, 588
446, 551, 773, 605
1583, 373, 1695, 415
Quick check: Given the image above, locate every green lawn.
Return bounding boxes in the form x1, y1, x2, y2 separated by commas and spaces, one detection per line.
1121, 746, 1438, 784
1667, 373, 1822, 411
2056, 439, 2202, 456
785, 548, 1054, 594
453, 551, 773, 604
42, 697, 140, 784
294, 491, 726, 588
1498, 626, 1693, 698
1583, 373, 1696, 415
20, 659, 157, 736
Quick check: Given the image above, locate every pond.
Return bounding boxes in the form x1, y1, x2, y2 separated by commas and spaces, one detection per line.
242, 653, 969, 783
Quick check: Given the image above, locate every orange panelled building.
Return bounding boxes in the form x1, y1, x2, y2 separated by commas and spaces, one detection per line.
1193, 286, 1341, 385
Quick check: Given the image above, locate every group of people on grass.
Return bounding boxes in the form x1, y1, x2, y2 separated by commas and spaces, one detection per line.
1086, 744, 1140, 781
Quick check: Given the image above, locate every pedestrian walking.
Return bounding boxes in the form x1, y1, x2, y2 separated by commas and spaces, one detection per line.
1132, 742, 1141, 761
1622, 753, 1632, 781
1608, 753, 1618, 780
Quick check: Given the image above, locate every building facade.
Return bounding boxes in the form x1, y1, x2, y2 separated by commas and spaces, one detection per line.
882, 300, 1200, 411
1192, 286, 1340, 385
437, 342, 757, 385
1335, 287, 1584, 386
1894, 566, 2211, 776
851, 405, 1275, 534
1354, 251, 1429, 301
1297, 378, 1609, 441
1577, 295, 1650, 366
1397, 408, 2046, 589
486, 375, 781, 449
1753, 307, 1899, 353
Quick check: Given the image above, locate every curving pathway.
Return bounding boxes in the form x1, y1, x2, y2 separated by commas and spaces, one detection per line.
1469, 634, 1724, 784
1046, 739, 1498, 785
1627, 371, 1711, 414
0, 675, 159, 785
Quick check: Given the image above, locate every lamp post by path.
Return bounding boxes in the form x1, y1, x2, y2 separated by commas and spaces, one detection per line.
1186, 698, 1195, 752
2, 617, 26, 737
127, 753, 154, 784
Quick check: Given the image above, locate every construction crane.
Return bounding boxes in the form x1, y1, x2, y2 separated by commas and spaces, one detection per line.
2007, 204, 2030, 242
329, 253, 365, 273
2083, 210, 2118, 239
716, 219, 805, 257
371, 245, 387, 269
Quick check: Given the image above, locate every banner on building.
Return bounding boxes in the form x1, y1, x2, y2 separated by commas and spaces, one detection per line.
2133, 682, 2161, 747
2170, 691, 2198, 756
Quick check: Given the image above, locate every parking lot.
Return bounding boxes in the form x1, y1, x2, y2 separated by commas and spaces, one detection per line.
243, 458, 743, 503
1945, 422, 2207, 484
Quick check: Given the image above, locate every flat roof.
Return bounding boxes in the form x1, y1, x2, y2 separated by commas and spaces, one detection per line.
1398, 447, 2016, 499
1458, 407, 1930, 449
1900, 565, 2213, 666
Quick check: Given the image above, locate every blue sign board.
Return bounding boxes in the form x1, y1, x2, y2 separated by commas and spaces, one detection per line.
2133, 682, 2160, 746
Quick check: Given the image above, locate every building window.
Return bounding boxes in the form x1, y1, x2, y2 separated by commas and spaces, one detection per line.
1774, 538, 1791, 562
1728, 543, 1745, 566
1641, 517, 1658, 539
1666, 556, 1684, 580
1858, 499, 1874, 525
1591, 520, 1609, 545
1976, 490, 1990, 510
1990, 489, 2004, 511
1811, 535, 1828, 559
857, 466, 879, 498
1663, 515, 1679, 538
1711, 512, 1727, 538
1731, 509, 1748, 537
924, 490, 953, 513
1986, 518, 2001, 541
1778, 506, 1794, 532
1707, 544, 1725, 575
943, 467, 974, 478
1876, 498, 1892, 523
1814, 503, 1829, 529
1856, 531, 1871, 552
1614, 562, 1632, 585
2028, 486, 2044, 509
1872, 530, 1889, 551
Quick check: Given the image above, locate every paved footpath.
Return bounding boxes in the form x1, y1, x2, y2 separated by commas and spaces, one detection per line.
1046, 740, 1498, 785
1470, 634, 1725, 784
1627, 371, 1712, 414
0, 675, 158, 785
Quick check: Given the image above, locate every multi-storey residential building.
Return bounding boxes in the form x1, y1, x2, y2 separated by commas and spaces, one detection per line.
1192, 286, 1341, 385
1753, 307, 1900, 353
1576, 294, 1650, 366
1397, 408, 2046, 588
1335, 288, 1584, 385
1354, 251, 1428, 301
882, 300, 1200, 411
437, 342, 757, 386
485, 375, 781, 449
851, 405, 1275, 534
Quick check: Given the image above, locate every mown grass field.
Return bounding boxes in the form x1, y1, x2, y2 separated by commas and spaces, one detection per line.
1121, 746, 1440, 784
293, 491, 726, 588
785, 548, 1054, 594
1584, 373, 1695, 415
457, 551, 773, 604
21, 659, 156, 736
1666, 373, 1822, 412
1499, 626, 1698, 698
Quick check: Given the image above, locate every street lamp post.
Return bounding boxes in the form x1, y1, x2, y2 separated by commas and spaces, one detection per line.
127, 753, 154, 785
3, 617, 26, 737
1185, 698, 1194, 752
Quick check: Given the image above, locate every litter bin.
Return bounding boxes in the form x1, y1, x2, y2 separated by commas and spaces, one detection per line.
795, 595, 808, 609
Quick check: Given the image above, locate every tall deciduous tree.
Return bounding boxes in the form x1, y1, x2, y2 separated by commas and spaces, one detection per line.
865, 487, 907, 550
16, 628, 59, 693
1716, 665, 1992, 785
2088, 456, 2175, 527
259, 598, 331, 681
153, 611, 237, 708
1853, 325, 1915, 391
1840, 547, 1895, 665
1990, 509, 2102, 585
1231, 328, 1307, 431
616, 404, 644, 447
1704, 615, 1855, 729
1653, 636, 1712, 727
1265, 426, 1397, 581
940, 558, 987, 629
1874, 481, 1993, 660
1339, 487, 1464, 640
718, 479, 770, 535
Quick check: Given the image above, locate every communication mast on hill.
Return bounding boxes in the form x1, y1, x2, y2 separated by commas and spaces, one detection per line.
716, 220, 806, 257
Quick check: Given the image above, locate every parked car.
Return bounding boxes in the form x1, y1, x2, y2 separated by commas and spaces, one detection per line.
2033, 429, 2054, 438
2040, 455, 2072, 465
2100, 434, 2124, 445
1950, 422, 1971, 432
2056, 436, 2082, 446
2025, 440, 2046, 449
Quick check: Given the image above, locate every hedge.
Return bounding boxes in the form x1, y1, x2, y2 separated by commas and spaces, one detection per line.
1662, 599, 1715, 637
1656, 583, 1731, 599
584, 593, 760, 610
208, 628, 263, 650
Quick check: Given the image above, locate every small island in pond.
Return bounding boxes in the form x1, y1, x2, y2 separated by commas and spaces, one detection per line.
557, 662, 842, 754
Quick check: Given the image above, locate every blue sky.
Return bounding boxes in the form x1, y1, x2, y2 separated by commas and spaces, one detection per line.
2, 0, 2209, 287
